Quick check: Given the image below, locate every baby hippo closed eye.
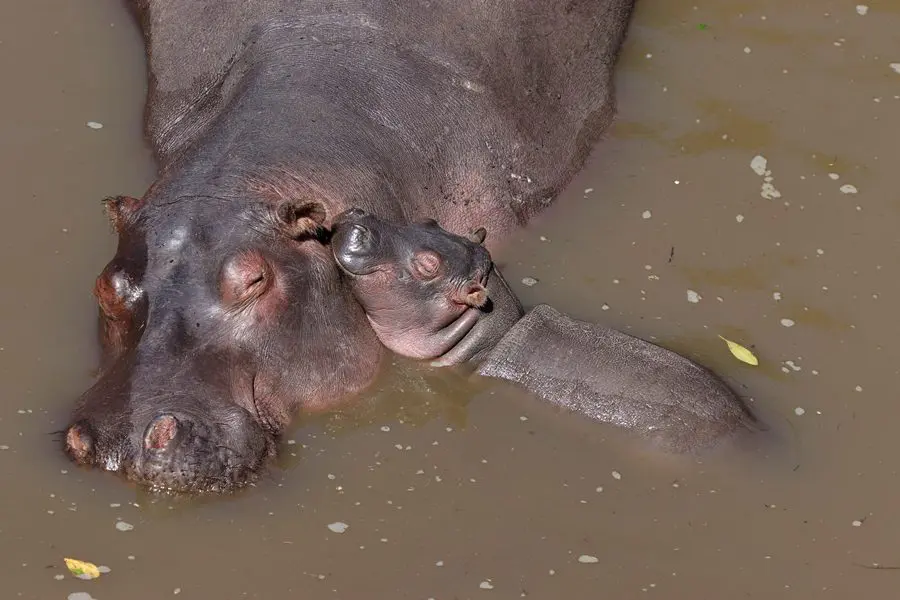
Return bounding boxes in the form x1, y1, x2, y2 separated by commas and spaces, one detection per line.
331, 208, 493, 360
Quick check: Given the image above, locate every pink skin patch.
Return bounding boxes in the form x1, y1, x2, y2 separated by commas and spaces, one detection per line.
144, 415, 178, 450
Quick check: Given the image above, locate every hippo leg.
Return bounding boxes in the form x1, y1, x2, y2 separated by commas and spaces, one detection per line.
477, 304, 758, 453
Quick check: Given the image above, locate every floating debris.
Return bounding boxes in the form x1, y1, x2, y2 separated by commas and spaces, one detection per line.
479, 580, 495, 590
578, 555, 600, 564
115, 521, 134, 532
794, 407, 806, 416
64, 558, 101, 580
642, 210, 652, 219
718, 336, 759, 366
749, 155, 782, 200
839, 184, 858, 194
780, 318, 795, 328
856, 5, 869, 16
327, 522, 349, 534
521, 277, 539, 287
686, 290, 701, 303
86, 121, 104, 130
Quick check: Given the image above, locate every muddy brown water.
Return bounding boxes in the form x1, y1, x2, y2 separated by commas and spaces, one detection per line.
2, 0, 899, 598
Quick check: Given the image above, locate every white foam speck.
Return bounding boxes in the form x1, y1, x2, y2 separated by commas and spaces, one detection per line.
840, 184, 858, 194
891, 63, 900, 74
115, 521, 134, 532
479, 580, 495, 590
327, 522, 349, 534
686, 290, 701, 303
794, 407, 806, 416
856, 5, 869, 16
750, 155, 768, 176
780, 318, 795, 328
642, 210, 652, 219
86, 121, 104, 130
578, 555, 600, 564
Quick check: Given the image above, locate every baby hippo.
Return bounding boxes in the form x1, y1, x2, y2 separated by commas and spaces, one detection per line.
331, 208, 757, 453
331, 207, 523, 362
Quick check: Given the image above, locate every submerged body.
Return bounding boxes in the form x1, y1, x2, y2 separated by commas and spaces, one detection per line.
65, 0, 638, 492
331, 211, 758, 452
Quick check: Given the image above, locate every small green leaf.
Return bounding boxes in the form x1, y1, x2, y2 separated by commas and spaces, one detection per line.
718, 335, 759, 366
697, 23, 709, 30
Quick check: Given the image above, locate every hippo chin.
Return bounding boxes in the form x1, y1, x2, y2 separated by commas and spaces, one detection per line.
64, 0, 638, 493
331, 209, 758, 454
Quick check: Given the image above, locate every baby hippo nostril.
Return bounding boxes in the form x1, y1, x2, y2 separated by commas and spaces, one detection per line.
143, 414, 180, 452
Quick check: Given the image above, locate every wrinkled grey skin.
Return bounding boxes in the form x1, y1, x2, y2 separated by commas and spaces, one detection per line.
65, 0, 638, 493
331, 213, 757, 453
477, 305, 758, 453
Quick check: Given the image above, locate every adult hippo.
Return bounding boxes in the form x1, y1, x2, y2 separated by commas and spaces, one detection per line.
64, 0, 637, 493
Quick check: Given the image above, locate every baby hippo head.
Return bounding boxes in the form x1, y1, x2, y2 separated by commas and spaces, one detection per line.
331, 208, 491, 360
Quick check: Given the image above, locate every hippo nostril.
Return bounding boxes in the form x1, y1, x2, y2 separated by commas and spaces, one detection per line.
143, 414, 180, 452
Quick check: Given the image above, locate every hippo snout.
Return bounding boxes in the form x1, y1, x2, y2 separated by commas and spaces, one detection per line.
131, 408, 275, 494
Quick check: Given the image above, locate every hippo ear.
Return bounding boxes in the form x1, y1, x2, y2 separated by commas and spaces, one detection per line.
276, 200, 326, 240
65, 423, 94, 464
467, 227, 487, 245
102, 195, 141, 233
143, 414, 179, 452
410, 250, 441, 280
458, 281, 488, 308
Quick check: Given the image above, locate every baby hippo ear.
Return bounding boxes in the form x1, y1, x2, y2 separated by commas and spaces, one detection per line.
467, 227, 487, 245
458, 281, 488, 308
276, 200, 326, 240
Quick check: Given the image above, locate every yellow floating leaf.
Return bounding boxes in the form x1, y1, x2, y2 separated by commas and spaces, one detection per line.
718, 335, 759, 366
64, 557, 101, 579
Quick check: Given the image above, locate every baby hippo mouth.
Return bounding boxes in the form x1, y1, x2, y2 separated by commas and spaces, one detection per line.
329, 207, 496, 361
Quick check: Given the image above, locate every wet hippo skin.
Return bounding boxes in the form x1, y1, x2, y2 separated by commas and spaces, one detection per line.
331, 207, 524, 364
332, 210, 757, 453
64, 0, 637, 493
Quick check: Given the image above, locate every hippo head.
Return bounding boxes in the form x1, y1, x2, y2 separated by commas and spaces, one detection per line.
64, 189, 382, 494
331, 207, 492, 360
